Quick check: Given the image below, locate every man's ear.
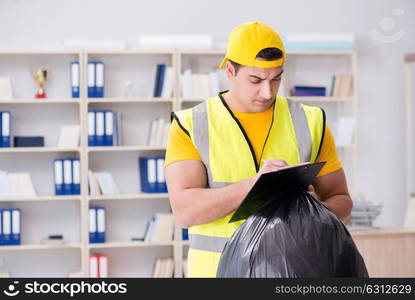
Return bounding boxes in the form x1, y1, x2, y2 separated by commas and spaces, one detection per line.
225, 61, 236, 80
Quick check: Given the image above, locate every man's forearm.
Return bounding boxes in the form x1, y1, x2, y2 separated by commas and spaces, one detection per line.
322, 194, 353, 224
171, 178, 254, 227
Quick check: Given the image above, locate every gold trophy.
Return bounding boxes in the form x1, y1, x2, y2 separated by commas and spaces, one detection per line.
32, 69, 48, 98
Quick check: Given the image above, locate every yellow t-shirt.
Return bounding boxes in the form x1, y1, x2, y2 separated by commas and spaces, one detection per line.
165, 103, 342, 177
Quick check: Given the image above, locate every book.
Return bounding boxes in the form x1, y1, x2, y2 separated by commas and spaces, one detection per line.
95, 172, 120, 196
0, 77, 13, 100
153, 258, 162, 277
148, 118, 169, 147
285, 33, 354, 51
293, 86, 326, 96
331, 74, 353, 97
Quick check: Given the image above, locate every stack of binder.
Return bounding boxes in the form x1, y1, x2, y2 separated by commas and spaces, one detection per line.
88, 61, 105, 98
89, 206, 106, 243
0, 208, 21, 246
70, 62, 80, 98
89, 254, 108, 278
88, 110, 122, 146
139, 157, 167, 193
53, 158, 81, 195
0, 111, 11, 147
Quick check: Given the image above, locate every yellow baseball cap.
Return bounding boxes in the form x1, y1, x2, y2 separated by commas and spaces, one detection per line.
219, 21, 285, 69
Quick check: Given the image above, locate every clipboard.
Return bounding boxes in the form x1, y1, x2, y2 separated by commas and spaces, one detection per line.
229, 161, 326, 223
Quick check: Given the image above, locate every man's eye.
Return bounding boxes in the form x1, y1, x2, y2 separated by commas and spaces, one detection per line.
272, 78, 282, 82
250, 80, 261, 84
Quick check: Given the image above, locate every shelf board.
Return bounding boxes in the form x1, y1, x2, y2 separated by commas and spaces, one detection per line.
0, 195, 81, 202
0, 243, 82, 251
88, 145, 166, 152
0, 98, 80, 104
88, 193, 169, 201
288, 96, 354, 102
0, 147, 80, 153
87, 97, 174, 104
89, 241, 174, 249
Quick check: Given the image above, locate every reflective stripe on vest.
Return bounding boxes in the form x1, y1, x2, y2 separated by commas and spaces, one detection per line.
192, 102, 231, 189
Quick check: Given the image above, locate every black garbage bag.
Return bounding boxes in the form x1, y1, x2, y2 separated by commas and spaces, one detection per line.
217, 162, 368, 278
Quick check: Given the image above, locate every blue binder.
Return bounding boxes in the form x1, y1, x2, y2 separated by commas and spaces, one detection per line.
89, 206, 106, 243
95, 111, 105, 146
71, 158, 81, 195
54, 159, 64, 195
11, 208, 21, 245
63, 159, 73, 195
88, 111, 96, 146
2, 209, 12, 246
1, 111, 11, 148
104, 110, 114, 146
70, 62, 80, 98
88, 62, 96, 98
139, 157, 157, 193
156, 157, 167, 193
95, 62, 105, 98
89, 207, 97, 243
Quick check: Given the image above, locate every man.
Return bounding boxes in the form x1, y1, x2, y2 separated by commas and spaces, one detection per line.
165, 21, 353, 278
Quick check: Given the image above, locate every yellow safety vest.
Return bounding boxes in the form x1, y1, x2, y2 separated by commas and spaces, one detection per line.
173, 92, 325, 277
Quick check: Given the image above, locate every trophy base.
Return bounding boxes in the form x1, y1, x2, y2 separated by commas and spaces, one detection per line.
35, 93, 47, 99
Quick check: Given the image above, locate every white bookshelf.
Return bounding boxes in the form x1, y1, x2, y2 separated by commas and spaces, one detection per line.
0, 48, 357, 278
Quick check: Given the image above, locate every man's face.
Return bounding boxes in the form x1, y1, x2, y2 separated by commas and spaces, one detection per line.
226, 62, 284, 113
